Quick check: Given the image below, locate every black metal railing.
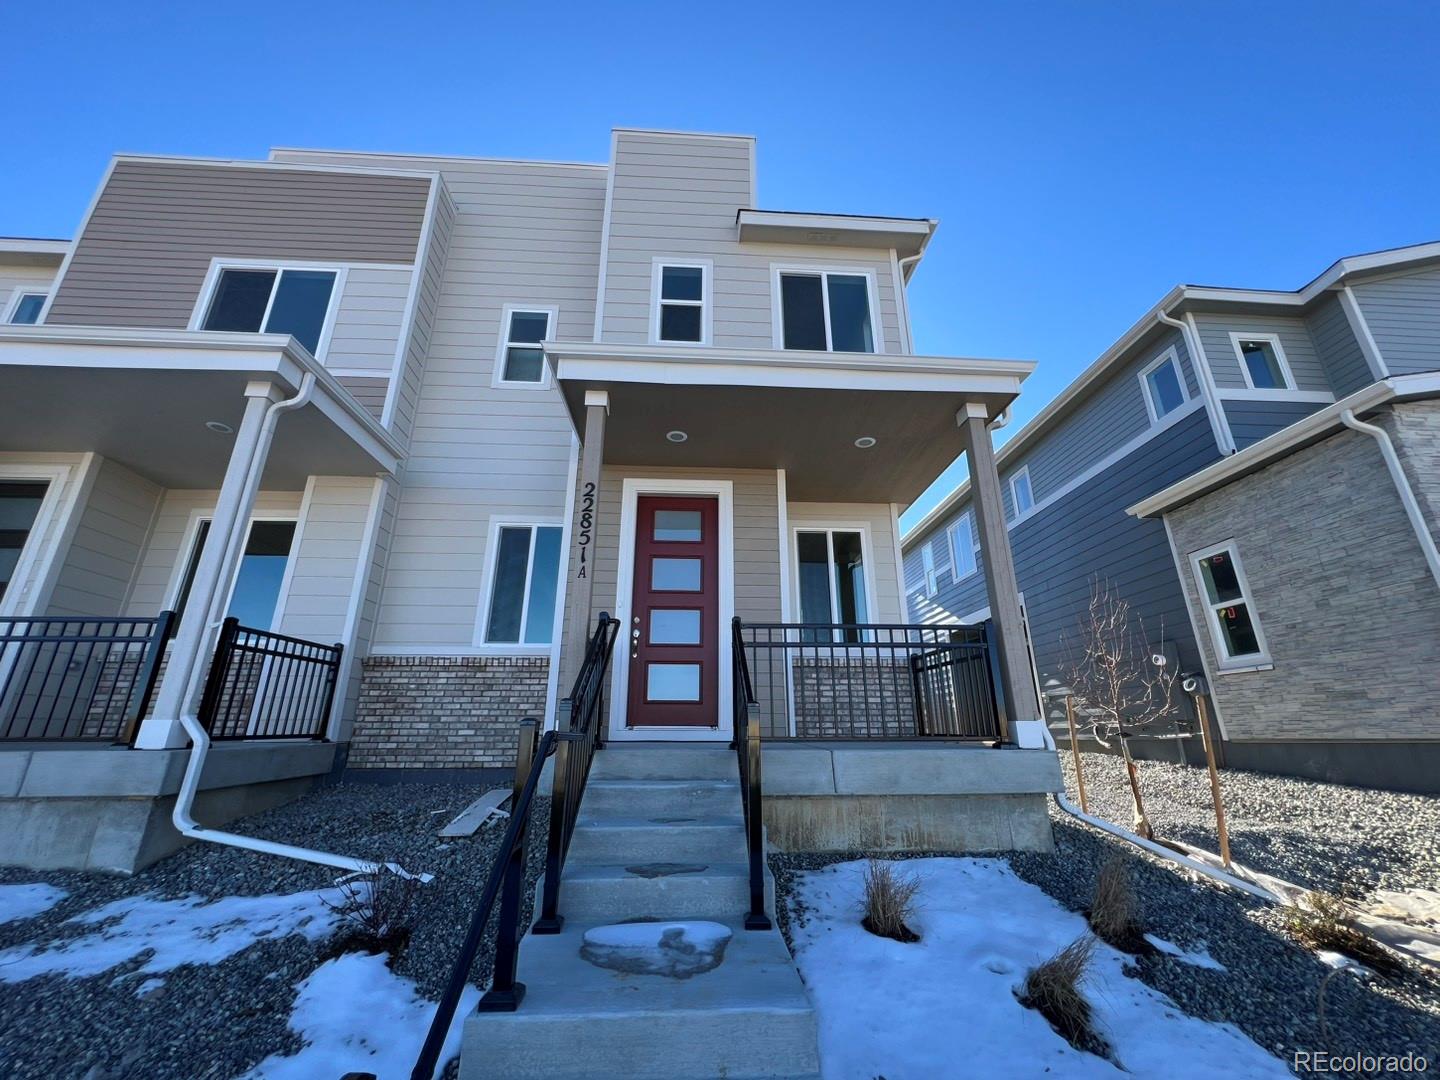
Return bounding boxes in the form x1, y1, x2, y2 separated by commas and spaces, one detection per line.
736, 620, 1005, 741
197, 617, 343, 740
731, 617, 771, 930
0, 611, 174, 742
411, 613, 620, 1080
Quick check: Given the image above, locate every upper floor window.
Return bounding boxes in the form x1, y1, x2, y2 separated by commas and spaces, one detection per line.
483, 524, 562, 645
5, 291, 46, 325
1190, 541, 1269, 668
777, 270, 876, 353
1007, 467, 1034, 522
949, 512, 978, 581
920, 542, 939, 597
1231, 333, 1294, 391
1139, 348, 1189, 422
200, 266, 337, 357
495, 306, 556, 387
653, 262, 709, 344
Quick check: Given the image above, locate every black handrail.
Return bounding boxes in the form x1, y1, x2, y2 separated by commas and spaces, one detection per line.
732, 617, 771, 931
197, 617, 342, 740
0, 611, 174, 743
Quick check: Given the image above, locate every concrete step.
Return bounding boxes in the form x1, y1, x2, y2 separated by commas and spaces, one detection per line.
567, 815, 749, 863
589, 743, 737, 782
460, 918, 820, 1079
554, 861, 775, 922
582, 778, 739, 819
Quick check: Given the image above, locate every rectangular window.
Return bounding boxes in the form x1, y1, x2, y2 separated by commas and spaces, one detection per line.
1190, 542, 1269, 667
1139, 349, 1189, 421
6, 292, 46, 325
655, 264, 706, 344
1231, 334, 1293, 390
496, 307, 554, 385
796, 528, 870, 641
0, 481, 48, 601
1007, 468, 1034, 522
920, 542, 938, 597
174, 518, 297, 631
201, 267, 337, 356
949, 513, 978, 581
484, 524, 562, 644
778, 270, 875, 353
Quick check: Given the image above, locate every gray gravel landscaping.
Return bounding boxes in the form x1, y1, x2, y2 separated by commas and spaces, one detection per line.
0, 779, 541, 1080
1059, 750, 1440, 901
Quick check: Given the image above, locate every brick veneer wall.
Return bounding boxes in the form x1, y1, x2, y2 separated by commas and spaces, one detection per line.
349, 656, 549, 769
792, 658, 918, 738
1166, 405, 1440, 742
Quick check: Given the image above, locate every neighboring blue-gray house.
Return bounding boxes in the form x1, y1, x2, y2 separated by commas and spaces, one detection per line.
902, 241, 1440, 791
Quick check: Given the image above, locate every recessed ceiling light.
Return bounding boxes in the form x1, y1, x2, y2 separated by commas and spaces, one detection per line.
854, 436, 877, 449
666, 430, 688, 443
204, 420, 234, 435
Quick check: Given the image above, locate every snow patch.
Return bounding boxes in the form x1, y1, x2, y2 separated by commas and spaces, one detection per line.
581, 920, 732, 978
789, 858, 1291, 1079
239, 951, 478, 1080
1144, 933, 1227, 971
0, 882, 68, 924
0, 888, 343, 983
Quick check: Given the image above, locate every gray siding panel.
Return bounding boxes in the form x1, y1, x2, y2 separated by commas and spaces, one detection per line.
1305, 293, 1373, 397
48, 160, 429, 330
336, 376, 389, 421
1352, 265, 1440, 376
1223, 399, 1328, 450
1193, 312, 1330, 392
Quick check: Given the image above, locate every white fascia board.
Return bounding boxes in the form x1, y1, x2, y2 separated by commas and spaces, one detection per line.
0, 238, 70, 256
737, 210, 937, 257
112, 152, 440, 183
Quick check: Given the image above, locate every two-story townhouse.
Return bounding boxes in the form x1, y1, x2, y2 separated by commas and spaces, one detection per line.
0, 128, 1063, 874
903, 241, 1440, 792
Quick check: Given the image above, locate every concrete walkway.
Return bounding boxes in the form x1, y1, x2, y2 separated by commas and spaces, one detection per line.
461, 744, 821, 1079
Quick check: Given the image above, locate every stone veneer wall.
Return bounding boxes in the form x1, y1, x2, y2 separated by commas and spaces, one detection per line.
349, 656, 549, 769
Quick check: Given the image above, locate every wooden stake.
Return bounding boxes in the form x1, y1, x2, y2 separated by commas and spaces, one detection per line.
1194, 693, 1232, 869
1064, 694, 1090, 814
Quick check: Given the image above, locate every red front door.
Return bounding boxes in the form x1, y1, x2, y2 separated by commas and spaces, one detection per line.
626, 496, 719, 728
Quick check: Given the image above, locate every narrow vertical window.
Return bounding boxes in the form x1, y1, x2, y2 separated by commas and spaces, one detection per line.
497, 308, 553, 385
920, 542, 938, 597
1231, 335, 1293, 390
1008, 468, 1034, 522
0, 481, 48, 601
1140, 350, 1189, 421
796, 528, 871, 642
484, 524, 563, 644
949, 513, 977, 581
1191, 542, 1269, 667
656, 265, 706, 343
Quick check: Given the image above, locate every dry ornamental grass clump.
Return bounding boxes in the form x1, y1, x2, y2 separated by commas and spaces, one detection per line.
321, 871, 419, 961
1018, 935, 1114, 1061
859, 860, 921, 943
1087, 856, 1151, 954
1284, 891, 1405, 977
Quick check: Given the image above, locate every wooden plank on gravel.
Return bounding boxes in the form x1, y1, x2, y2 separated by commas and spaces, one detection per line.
438, 789, 510, 837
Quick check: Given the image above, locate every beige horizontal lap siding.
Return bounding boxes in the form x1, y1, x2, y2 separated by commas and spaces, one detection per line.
273, 149, 607, 649
275, 477, 378, 645
0, 261, 57, 304
327, 266, 412, 374
601, 131, 904, 353
45, 458, 162, 618
786, 502, 903, 623
47, 160, 430, 329
336, 376, 388, 421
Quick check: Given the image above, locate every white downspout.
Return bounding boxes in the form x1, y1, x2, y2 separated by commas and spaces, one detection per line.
1339, 407, 1440, 590
1157, 309, 1235, 455
171, 372, 429, 881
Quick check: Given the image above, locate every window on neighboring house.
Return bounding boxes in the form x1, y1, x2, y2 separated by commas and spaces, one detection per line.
920, 542, 938, 597
1140, 350, 1188, 421
655, 264, 706, 343
1007, 468, 1034, 522
200, 267, 337, 356
173, 519, 298, 633
796, 529, 870, 641
1233, 335, 1292, 390
949, 513, 978, 581
6, 292, 46, 325
0, 481, 48, 602
778, 271, 875, 353
496, 307, 554, 385
484, 524, 562, 644
1191, 542, 1269, 667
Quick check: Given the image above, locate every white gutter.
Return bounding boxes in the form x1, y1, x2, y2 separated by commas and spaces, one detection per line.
1338, 408, 1440, 590
171, 373, 429, 881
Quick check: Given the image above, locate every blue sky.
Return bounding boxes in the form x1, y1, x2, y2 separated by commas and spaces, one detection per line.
4, 1, 1437, 528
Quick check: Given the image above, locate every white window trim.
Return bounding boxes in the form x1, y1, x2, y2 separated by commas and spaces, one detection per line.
188, 258, 347, 362
1187, 539, 1272, 672
473, 518, 565, 653
0, 463, 74, 618
166, 508, 302, 635
790, 523, 879, 630
650, 258, 713, 346
920, 542, 938, 598
1229, 331, 1296, 392
493, 303, 560, 390
3, 284, 51, 324
770, 264, 884, 354
948, 512, 978, 582
1137, 346, 1191, 424
1007, 466, 1035, 524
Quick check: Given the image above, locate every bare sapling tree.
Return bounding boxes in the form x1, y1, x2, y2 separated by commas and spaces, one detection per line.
1062, 578, 1180, 840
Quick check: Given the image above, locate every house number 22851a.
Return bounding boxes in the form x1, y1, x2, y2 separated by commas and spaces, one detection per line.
575, 481, 595, 578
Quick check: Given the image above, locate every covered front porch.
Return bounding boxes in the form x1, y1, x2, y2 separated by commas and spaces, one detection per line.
0, 326, 401, 870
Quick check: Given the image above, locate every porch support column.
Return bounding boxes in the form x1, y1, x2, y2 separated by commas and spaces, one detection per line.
958, 402, 1042, 743
561, 390, 609, 697
136, 380, 285, 749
